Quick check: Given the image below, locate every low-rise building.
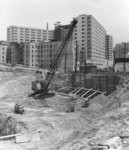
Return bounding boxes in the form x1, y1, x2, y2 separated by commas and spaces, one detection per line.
114, 42, 129, 59
37, 41, 61, 69
0, 41, 9, 64
7, 42, 24, 65
114, 42, 129, 72
24, 40, 74, 72
24, 42, 39, 68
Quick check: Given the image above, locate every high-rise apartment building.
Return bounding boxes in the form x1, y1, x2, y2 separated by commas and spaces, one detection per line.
73, 14, 107, 68
106, 35, 113, 61
7, 25, 53, 43
0, 41, 9, 64
53, 23, 70, 41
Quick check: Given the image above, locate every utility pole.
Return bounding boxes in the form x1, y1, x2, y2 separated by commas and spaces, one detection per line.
124, 43, 126, 73
72, 41, 78, 87
64, 52, 67, 72
75, 41, 78, 73
113, 49, 115, 72
84, 52, 87, 88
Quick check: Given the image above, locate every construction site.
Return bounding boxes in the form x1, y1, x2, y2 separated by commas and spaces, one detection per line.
0, 64, 128, 150
0, 20, 129, 150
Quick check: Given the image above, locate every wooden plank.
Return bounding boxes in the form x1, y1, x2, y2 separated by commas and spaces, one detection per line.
0, 133, 21, 139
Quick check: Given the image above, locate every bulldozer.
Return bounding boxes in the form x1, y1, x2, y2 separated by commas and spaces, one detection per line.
14, 104, 24, 114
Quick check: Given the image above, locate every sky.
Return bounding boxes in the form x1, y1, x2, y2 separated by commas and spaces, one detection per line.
0, 0, 129, 44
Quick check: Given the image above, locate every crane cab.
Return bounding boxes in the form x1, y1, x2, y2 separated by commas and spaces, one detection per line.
32, 70, 45, 91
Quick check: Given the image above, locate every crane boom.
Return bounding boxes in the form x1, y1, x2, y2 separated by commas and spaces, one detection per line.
29, 19, 77, 98
44, 19, 77, 88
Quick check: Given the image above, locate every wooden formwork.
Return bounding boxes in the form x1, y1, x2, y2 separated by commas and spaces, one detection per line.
73, 73, 120, 95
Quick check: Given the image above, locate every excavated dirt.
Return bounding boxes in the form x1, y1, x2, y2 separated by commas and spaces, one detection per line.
1, 69, 129, 149
0, 114, 27, 136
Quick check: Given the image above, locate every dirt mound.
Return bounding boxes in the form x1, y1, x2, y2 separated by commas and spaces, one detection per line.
0, 114, 27, 136
36, 112, 92, 149
87, 94, 111, 113
0, 72, 22, 84
89, 92, 125, 112
0, 142, 23, 150
0, 75, 34, 98
91, 94, 109, 106
87, 103, 103, 113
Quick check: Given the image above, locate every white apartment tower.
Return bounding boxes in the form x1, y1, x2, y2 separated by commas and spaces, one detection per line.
106, 35, 113, 61
74, 14, 106, 68
7, 24, 53, 43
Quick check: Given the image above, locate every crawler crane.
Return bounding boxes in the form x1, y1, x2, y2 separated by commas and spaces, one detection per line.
29, 19, 77, 98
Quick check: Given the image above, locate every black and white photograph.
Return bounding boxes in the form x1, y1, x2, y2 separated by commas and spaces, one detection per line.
0, 0, 129, 149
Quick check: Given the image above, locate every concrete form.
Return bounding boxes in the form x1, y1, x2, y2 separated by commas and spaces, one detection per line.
57, 86, 105, 103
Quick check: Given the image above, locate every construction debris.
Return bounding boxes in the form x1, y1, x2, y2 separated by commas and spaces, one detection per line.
0, 133, 21, 140
15, 134, 30, 143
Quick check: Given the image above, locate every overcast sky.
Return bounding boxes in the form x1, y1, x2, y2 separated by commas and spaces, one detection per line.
0, 0, 129, 44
